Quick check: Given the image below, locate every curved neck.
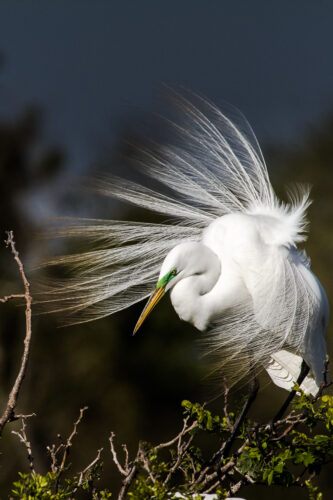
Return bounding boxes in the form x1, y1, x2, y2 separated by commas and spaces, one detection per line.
170, 245, 220, 331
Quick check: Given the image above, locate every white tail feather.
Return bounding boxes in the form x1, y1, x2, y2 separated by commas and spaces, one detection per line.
267, 350, 319, 396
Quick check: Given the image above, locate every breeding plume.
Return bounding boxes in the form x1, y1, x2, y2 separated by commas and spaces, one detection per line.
45, 93, 329, 396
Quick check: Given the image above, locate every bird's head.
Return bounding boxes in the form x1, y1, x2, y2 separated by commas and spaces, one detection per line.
133, 242, 218, 334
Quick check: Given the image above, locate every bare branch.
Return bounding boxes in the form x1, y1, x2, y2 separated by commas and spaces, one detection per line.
0, 293, 25, 303
59, 406, 88, 474
163, 427, 195, 487
77, 447, 103, 487
234, 465, 255, 484
117, 457, 139, 500
318, 355, 332, 396
11, 417, 36, 475
45, 406, 89, 491
223, 376, 233, 431
14, 412, 36, 419
140, 448, 157, 485
229, 479, 243, 495
122, 443, 130, 472
109, 432, 128, 476
0, 231, 33, 435
155, 416, 197, 451
46, 443, 58, 474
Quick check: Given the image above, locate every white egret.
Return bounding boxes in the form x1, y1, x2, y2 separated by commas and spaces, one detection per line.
46, 92, 329, 400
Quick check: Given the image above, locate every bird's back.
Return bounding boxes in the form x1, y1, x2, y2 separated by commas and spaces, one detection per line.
201, 211, 328, 391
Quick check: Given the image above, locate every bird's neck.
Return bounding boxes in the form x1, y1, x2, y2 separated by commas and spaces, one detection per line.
170, 251, 220, 331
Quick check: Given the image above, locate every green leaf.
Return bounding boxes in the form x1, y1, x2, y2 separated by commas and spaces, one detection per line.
267, 470, 274, 486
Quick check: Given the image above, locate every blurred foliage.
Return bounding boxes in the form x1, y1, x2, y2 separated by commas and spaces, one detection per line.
12, 471, 112, 500
0, 107, 64, 249
1, 105, 333, 499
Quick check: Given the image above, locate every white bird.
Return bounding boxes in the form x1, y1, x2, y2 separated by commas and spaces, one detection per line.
46, 92, 329, 397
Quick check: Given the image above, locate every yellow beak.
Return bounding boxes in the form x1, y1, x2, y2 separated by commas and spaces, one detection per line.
133, 286, 165, 335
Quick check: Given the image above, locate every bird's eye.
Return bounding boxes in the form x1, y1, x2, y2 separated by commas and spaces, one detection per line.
170, 269, 177, 276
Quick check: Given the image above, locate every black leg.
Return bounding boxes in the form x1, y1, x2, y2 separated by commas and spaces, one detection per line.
271, 360, 309, 424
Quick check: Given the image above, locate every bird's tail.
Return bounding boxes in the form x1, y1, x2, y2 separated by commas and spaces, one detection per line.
266, 350, 319, 396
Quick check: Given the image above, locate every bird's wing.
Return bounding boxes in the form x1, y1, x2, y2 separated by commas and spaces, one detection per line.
239, 236, 323, 376
201, 215, 323, 387
245, 223, 329, 385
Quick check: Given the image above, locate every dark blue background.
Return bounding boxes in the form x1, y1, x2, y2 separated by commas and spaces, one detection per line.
1, 0, 332, 175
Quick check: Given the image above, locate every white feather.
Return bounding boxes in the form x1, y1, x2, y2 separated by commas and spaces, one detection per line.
42, 92, 329, 392
267, 350, 319, 396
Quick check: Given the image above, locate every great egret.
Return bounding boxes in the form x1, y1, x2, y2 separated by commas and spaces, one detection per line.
46, 92, 329, 398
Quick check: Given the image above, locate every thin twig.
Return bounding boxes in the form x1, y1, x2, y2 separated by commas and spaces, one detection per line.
117, 462, 139, 500
234, 465, 255, 484
0, 293, 25, 303
59, 406, 88, 474
222, 374, 259, 459
195, 438, 249, 491
155, 416, 197, 450
109, 432, 128, 476
223, 376, 233, 431
229, 479, 243, 495
122, 443, 129, 472
14, 412, 36, 419
11, 417, 36, 475
163, 424, 195, 486
140, 449, 157, 485
46, 443, 58, 474
318, 356, 332, 397
77, 447, 103, 487
0, 231, 33, 435
45, 406, 89, 492
117, 444, 142, 500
